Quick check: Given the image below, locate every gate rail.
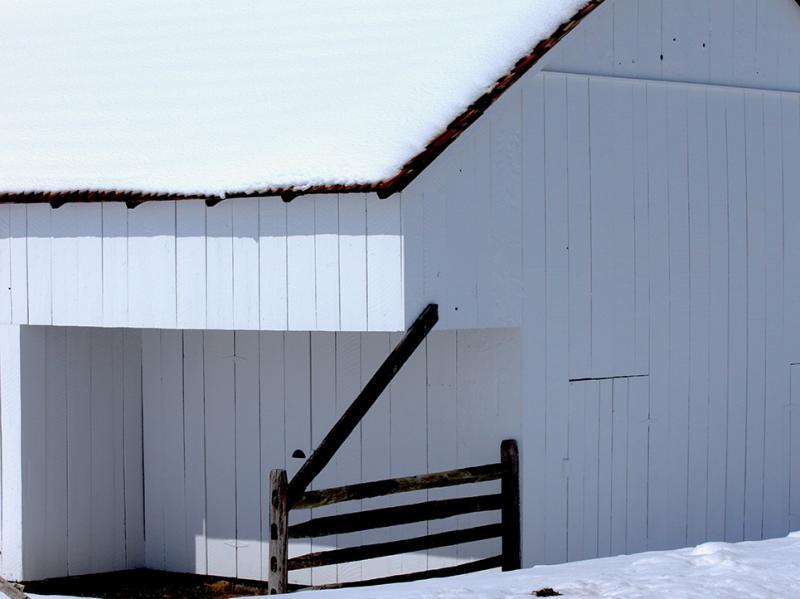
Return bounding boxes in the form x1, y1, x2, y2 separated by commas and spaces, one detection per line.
268, 439, 520, 593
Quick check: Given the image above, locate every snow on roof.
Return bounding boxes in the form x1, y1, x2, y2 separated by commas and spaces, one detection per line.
0, 1, 597, 201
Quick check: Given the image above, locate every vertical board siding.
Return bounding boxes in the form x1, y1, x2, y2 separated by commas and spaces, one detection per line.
138, 328, 520, 583
284, 332, 312, 587
141, 329, 165, 570
401, 79, 524, 331
0, 209, 12, 323
127, 202, 176, 329
101, 204, 129, 328
566, 377, 650, 561
20, 327, 46, 579
206, 203, 235, 330
286, 199, 317, 331
44, 328, 69, 574
542, 72, 570, 565
389, 331, 428, 575
791, 366, 800, 533
258, 331, 286, 580
160, 331, 188, 572
425, 331, 458, 570
231, 200, 261, 331
332, 332, 363, 583
518, 70, 798, 566
338, 195, 368, 331
358, 332, 392, 580
258, 200, 288, 330
519, 70, 548, 567
52, 204, 103, 327
234, 331, 262, 579
204, 331, 237, 577
10, 326, 145, 580
762, 93, 789, 540
0, 195, 404, 332
314, 196, 341, 331
686, 85, 711, 547
65, 327, 94, 573
0, 325, 24, 579
26, 204, 52, 326
587, 77, 638, 379
309, 332, 338, 586
366, 199, 403, 332
176, 201, 207, 329
542, 0, 800, 91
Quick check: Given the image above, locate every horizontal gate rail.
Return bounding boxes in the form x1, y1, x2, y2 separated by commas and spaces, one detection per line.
292, 463, 505, 509
288, 523, 502, 570
268, 438, 520, 594
289, 493, 502, 539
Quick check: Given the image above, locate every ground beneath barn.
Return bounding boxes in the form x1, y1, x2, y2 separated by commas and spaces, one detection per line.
21, 570, 269, 599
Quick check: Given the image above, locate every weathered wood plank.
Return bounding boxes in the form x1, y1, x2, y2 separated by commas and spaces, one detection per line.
289, 494, 502, 539
268, 469, 289, 595
286, 304, 438, 505
293, 463, 504, 509
500, 439, 520, 571
288, 524, 501, 571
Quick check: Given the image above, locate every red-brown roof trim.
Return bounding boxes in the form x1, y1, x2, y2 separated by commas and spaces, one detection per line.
0, 0, 605, 207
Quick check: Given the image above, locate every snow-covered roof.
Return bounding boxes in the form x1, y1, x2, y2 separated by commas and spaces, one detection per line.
0, 1, 599, 202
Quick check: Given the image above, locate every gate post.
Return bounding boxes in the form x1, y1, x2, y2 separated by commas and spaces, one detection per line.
269, 469, 289, 594
500, 439, 521, 571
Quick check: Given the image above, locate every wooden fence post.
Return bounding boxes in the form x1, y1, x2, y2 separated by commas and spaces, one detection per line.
269, 469, 289, 594
500, 439, 521, 571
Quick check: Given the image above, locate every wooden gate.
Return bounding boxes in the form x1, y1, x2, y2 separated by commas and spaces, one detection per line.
268, 439, 520, 593
265, 305, 521, 593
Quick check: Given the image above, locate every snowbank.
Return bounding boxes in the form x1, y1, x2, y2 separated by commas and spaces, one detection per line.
261, 532, 800, 599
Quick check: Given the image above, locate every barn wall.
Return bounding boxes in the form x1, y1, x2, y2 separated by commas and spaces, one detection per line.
401, 89, 524, 331
541, 0, 800, 92
0, 325, 144, 581
518, 69, 798, 562
138, 328, 520, 585
510, 0, 800, 565
402, 0, 800, 566
0, 325, 24, 580
0, 194, 404, 332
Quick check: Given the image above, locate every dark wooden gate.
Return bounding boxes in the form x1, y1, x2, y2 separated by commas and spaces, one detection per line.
268, 439, 520, 593
266, 304, 521, 593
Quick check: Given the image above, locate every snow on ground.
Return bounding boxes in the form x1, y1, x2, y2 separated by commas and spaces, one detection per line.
6, 533, 797, 598
0, 1, 589, 196
259, 532, 800, 599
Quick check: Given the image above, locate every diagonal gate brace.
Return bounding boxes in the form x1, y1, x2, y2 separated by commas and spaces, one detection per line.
286, 303, 439, 506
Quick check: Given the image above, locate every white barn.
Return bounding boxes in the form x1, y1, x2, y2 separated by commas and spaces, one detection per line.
1, 0, 799, 588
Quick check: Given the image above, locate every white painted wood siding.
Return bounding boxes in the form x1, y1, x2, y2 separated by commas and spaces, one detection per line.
400, 0, 800, 562
0, 196, 405, 332
541, 0, 800, 92
138, 328, 521, 585
0, 325, 144, 581
516, 68, 799, 564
